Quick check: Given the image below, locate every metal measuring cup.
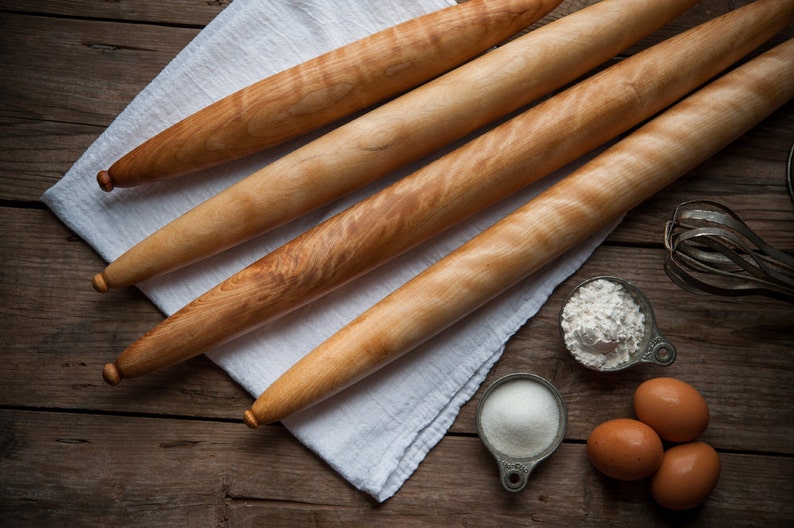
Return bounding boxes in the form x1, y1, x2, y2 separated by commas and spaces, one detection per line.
476, 373, 568, 492
559, 276, 676, 372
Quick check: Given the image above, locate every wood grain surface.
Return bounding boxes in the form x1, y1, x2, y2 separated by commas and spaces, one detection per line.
1, 0, 793, 526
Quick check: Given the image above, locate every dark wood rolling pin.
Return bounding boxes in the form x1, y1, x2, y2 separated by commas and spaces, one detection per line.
93, 0, 699, 292
100, 0, 793, 386
96, 0, 562, 191
245, 37, 794, 426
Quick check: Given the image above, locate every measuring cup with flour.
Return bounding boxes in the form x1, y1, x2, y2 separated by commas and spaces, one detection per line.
476, 373, 567, 492
559, 276, 676, 372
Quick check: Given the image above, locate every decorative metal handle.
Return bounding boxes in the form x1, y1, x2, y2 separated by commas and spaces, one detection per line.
640, 326, 677, 367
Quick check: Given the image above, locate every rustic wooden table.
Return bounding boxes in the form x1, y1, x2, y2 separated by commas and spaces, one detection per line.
2, 1, 793, 526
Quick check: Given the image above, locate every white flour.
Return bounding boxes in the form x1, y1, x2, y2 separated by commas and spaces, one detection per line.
561, 279, 646, 370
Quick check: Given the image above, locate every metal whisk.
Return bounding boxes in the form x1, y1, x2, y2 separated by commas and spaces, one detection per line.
664, 200, 794, 303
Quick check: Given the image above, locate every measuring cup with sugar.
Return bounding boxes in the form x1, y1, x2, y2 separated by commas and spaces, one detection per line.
476, 373, 567, 492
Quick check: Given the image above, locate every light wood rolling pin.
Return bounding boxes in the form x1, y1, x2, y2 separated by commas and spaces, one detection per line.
100, 0, 794, 386
92, 0, 698, 292
245, 37, 794, 427
96, 0, 562, 191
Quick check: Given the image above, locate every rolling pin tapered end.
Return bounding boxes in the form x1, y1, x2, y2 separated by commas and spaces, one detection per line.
243, 410, 260, 429
92, 272, 109, 293
102, 363, 122, 386
97, 170, 115, 192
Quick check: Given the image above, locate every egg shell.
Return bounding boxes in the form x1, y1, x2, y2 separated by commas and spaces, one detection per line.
651, 441, 721, 511
633, 377, 709, 442
586, 418, 664, 481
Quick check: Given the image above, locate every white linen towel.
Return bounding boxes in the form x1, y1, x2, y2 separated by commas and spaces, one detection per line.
42, 0, 619, 501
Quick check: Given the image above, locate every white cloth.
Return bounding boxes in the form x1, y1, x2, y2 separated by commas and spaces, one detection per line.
42, 0, 619, 501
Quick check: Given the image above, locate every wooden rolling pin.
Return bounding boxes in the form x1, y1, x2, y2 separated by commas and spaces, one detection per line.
245, 37, 794, 427
96, 0, 562, 191
92, 0, 698, 292
101, 0, 793, 386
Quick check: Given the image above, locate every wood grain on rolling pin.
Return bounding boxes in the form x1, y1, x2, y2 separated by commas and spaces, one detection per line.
93, 0, 699, 292
96, 0, 563, 191
101, 0, 793, 386
246, 38, 794, 426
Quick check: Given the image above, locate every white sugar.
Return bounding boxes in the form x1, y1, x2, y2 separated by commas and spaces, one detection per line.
480, 378, 561, 458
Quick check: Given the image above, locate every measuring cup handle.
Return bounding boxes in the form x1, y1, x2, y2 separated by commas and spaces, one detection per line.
497, 459, 537, 492
641, 326, 677, 367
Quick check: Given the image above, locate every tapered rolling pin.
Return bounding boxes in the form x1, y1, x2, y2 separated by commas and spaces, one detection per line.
92, 0, 698, 292
101, 0, 793, 386
96, 0, 562, 192
245, 37, 794, 427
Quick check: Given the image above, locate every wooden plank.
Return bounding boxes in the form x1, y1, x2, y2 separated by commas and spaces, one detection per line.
0, 13, 199, 126
231, 440, 794, 526
0, 118, 102, 202
3, 208, 793, 454
0, 0, 229, 26
1, 409, 791, 526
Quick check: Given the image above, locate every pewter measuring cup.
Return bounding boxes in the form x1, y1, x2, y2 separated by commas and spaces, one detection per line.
476, 373, 568, 492
559, 276, 676, 372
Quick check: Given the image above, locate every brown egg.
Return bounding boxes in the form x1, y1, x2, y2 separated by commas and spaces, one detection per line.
633, 377, 709, 442
587, 418, 664, 481
651, 442, 721, 510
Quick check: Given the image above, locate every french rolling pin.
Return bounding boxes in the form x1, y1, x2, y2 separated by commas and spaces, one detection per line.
92, 0, 699, 292
96, 0, 563, 192
101, 0, 793, 386
245, 37, 794, 427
